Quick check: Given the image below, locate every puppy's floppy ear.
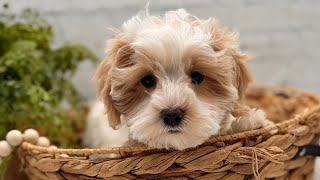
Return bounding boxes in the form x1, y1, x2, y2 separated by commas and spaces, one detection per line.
200, 19, 252, 117
200, 19, 252, 100
232, 52, 252, 100
94, 37, 133, 129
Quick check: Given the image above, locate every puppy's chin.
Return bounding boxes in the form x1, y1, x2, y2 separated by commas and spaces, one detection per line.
127, 105, 223, 150
129, 120, 220, 150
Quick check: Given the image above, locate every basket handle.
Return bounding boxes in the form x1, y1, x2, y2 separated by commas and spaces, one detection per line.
294, 145, 320, 158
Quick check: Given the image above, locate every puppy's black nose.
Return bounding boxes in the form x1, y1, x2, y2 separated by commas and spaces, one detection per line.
160, 108, 184, 127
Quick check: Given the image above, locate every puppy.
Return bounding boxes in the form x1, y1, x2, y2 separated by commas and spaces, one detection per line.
83, 9, 272, 150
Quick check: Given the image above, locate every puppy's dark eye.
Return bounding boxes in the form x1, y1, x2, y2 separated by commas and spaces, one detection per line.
141, 75, 156, 88
190, 71, 204, 84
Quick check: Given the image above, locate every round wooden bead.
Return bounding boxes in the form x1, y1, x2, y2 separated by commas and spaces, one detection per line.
60, 154, 69, 157
6, 130, 23, 146
37, 137, 50, 147
50, 145, 58, 149
23, 129, 39, 144
0, 140, 12, 157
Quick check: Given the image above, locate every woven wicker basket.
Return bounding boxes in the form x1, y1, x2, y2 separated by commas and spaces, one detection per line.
17, 85, 320, 180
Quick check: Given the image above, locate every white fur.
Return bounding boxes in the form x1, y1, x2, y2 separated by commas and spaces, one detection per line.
126, 80, 223, 150
82, 102, 129, 148
83, 9, 272, 150
219, 109, 273, 135
231, 108, 273, 133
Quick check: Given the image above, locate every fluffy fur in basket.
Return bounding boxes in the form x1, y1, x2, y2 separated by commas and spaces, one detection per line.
83, 9, 273, 150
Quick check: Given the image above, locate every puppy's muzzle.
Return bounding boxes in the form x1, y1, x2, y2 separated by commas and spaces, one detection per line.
160, 108, 184, 127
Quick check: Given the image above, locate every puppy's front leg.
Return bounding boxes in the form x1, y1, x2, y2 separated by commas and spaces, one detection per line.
220, 104, 273, 135
230, 108, 273, 134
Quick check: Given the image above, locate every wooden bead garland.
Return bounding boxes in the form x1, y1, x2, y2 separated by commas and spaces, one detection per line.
50, 145, 58, 149
0, 140, 12, 157
36, 137, 50, 147
23, 129, 39, 144
0, 128, 55, 160
6, 130, 23, 146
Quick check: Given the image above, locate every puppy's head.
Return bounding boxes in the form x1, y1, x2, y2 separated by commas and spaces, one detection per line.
95, 9, 251, 150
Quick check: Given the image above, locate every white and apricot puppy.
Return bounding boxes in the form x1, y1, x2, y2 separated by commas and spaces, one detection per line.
83, 9, 272, 150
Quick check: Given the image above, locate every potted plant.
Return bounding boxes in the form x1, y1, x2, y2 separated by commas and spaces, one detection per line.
0, 4, 97, 178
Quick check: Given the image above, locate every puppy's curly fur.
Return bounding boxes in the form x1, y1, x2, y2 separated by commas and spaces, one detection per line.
83, 9, 272, 150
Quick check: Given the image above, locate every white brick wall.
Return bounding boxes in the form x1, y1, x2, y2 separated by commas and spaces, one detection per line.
7, 0, 320, 99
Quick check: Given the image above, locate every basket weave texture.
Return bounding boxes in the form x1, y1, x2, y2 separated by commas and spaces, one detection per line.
18, 85, 320, 180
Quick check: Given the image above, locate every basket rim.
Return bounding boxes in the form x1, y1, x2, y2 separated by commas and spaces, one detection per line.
21, 105, 320, 156
21, 85, 320, 156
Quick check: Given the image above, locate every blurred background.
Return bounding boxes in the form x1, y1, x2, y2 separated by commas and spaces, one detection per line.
8, 0, 320, 99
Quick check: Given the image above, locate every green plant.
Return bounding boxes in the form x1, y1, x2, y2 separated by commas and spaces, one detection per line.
0, 4, 98, 177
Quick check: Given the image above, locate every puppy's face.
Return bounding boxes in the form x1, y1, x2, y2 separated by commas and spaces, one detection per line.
95, 9, 251, 150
